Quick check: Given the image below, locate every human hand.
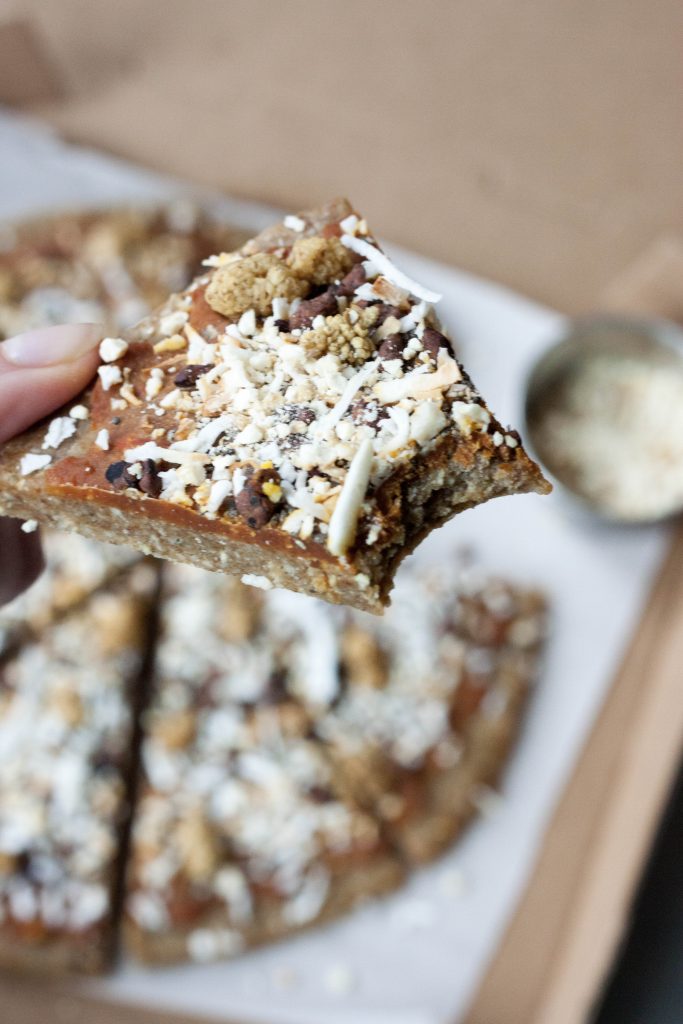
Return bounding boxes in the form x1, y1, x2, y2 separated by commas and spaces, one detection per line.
0, 324, 101, 605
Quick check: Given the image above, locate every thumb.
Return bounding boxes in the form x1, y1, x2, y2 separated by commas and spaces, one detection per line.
0, 324, 102, 444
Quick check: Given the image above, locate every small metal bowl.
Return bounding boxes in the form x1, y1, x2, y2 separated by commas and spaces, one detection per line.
523, 314, 683, 524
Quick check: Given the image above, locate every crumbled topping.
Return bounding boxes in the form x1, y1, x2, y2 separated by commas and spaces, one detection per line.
99, 336, 129, 363
69, 404, 89, 421
283, 214, 306, 232
529, 351, 683, 520
20, 453, 51, 476
153, 334, 187, 354
95, 428, 110, 451
97, 364, 123, 391
451, 401, 491, 435
20, 519, 38, 533
42, 416, 77, 451
158, 310, 189, 336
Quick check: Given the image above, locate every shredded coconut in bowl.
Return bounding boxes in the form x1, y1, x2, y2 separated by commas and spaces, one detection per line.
528, 345, 683, 521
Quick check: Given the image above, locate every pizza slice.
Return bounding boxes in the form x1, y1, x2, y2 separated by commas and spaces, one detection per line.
0, 566, 155, 974
125, 564, 404, 965
0, 199, 549, 612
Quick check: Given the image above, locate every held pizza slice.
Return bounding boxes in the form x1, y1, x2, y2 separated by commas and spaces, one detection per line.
0, 199, 549, 612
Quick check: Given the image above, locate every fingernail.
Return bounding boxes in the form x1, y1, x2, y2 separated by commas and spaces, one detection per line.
0, 324, 102, 367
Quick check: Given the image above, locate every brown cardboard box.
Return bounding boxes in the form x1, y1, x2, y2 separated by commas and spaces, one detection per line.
1, 4, 682, 1021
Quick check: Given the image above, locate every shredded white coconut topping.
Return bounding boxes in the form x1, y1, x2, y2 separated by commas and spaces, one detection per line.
327, 438, 374, 557
341, 234, 442, 303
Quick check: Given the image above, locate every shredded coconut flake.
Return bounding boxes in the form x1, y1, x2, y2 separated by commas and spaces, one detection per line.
316, 360, 378, 437
327, 438, 373, 557
207, 478, 232, 514
340, 234, 442, 302
124, 442, 209, 466
95, 428, 110, 451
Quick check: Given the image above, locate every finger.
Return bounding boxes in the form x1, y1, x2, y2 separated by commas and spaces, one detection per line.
0, 518, 44, 606
0, 324, 102, 444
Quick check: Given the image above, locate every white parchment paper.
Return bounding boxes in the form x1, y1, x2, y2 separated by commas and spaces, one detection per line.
0, 110, 671, 1024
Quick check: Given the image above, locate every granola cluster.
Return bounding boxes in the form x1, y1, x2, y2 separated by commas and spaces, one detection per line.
298, 306, 379, 364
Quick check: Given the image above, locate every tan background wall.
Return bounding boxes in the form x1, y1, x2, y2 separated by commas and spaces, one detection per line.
3, 0, 682, 313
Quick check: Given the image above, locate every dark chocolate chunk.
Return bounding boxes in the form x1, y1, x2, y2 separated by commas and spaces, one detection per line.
173, 364, 213, 389
350, 398, 388, 427
421, 327, 453, 361
375, 303, 404, 324
377, 334, 406, 362
280, 404, 316, 425
263, 670, 289, 705
105, 461, 138, 491
138, 458, 162, 498
334, 263, 366, 297
234, 468, 280, 529
307, 785, 334, 804
289, 289, 338, 330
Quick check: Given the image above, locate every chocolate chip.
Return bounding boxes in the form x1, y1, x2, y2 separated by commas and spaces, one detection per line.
173, 364, 213, 389
307, 785, 334, 804
111, 416, 122, 426
138, 459, 162, 497
334, 263, 365, 297
234, 468, 280, 529
375, 303, 404, 324
105, 461, 138, 491
350, 398, 388, 427
421, 327, 453, 361
377, 334, 405, 362
263, 671, 289, 705
289, 289, 338, 330
274, 318, 290, 332
280, 404, 316, 425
